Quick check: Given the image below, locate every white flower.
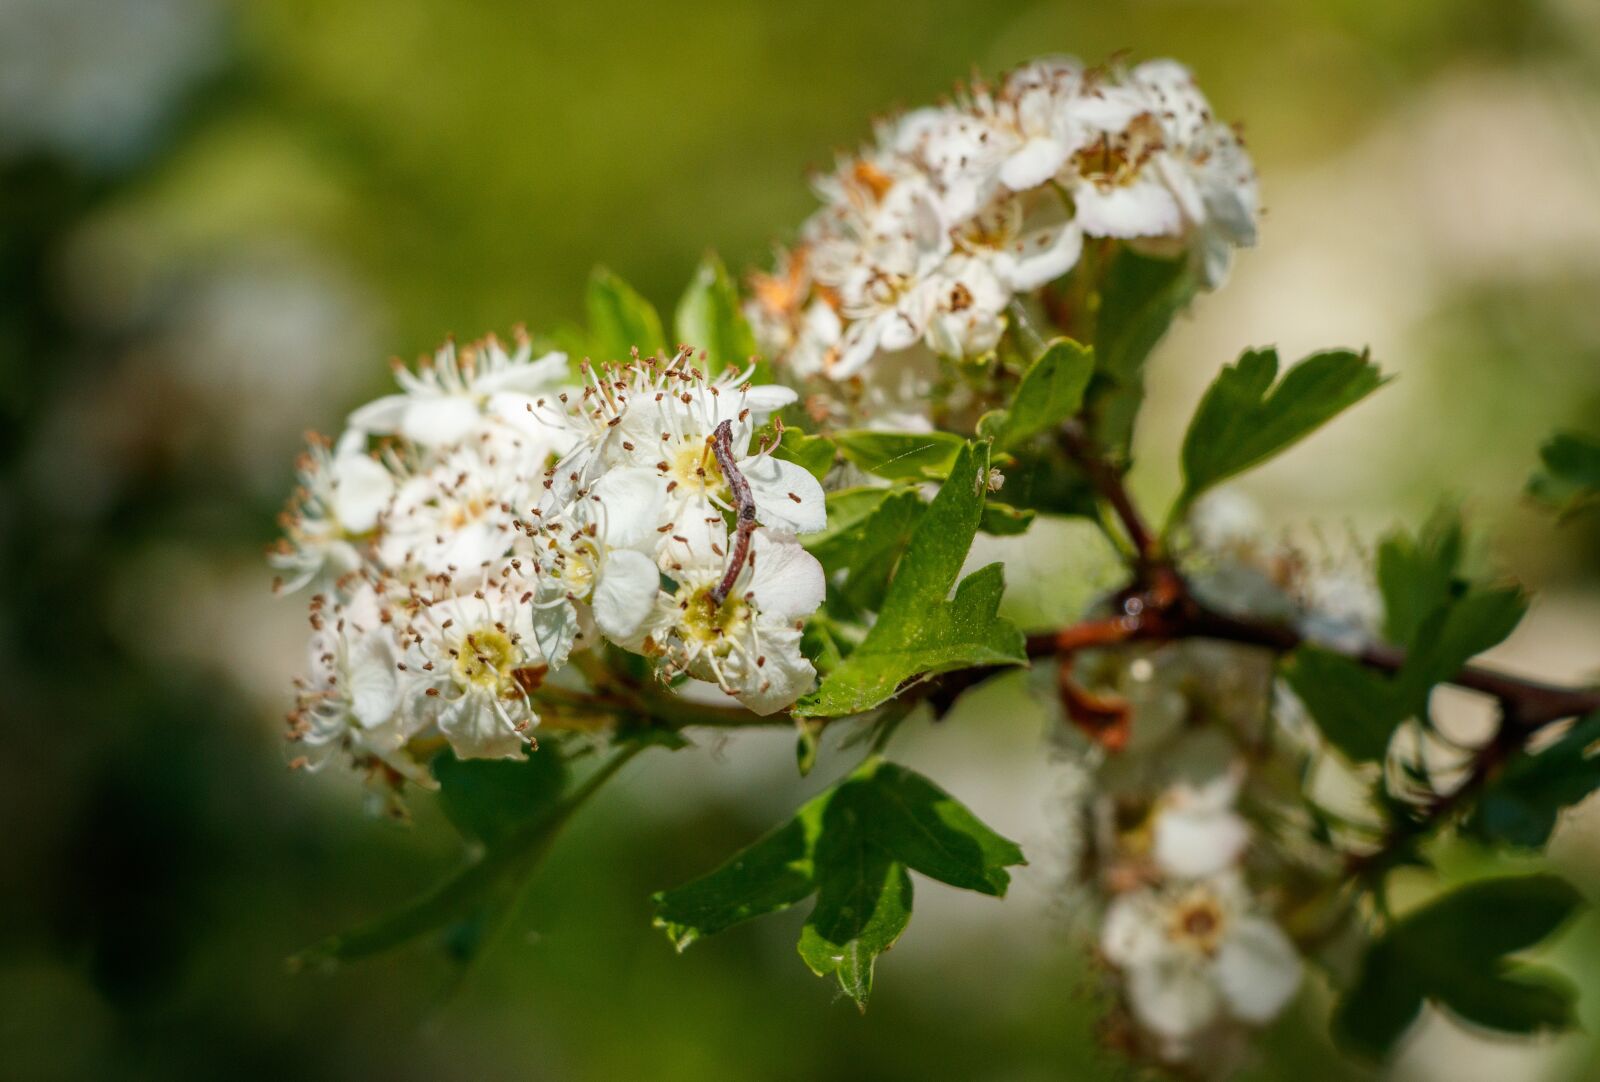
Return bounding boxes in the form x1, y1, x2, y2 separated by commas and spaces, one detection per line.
923, 254, 1009, 359
1150, 769, 1251, 880
956, 188, 1083, 293
348, 332, 572, 452
1101, 872, 1303, 1061
818, 179, 952, 376
377, 428, 536, 580
287, 582, 433, 791
1067, 110, 1185, 241
1124, 60, 1261, 288
642, 527, 825, 714
397, 574, 546, 760
518, 471, 663, 667
569, 351, 826, 541
271, 430, 396, 593
1296, 561, 1381, 652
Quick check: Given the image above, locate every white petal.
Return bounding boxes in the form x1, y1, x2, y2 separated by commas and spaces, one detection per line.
485, 392, 574, 456
747, 528, 826, 621
741, 455, 827, 535
593, 549, 660, 641
1074, 178, 1183, 239
436, 697, 528, 761
346, 394, 408, 435
591, 467, 669, 550
1127, 956, 1223, 1045
347, 638, 400, 729
330, 453, 395, 534
998, 220, 1083, 292
832, 317, 884, 379
1101, 893, 1165, 968
999, 137, 1068, 191
400, 396, 482, 447
476, 350, 569, 394
876, 305, 926, 353
1213, 916, 1303, 1024
530, 596, 579, 670
734, 622, 815, 715
656, 501, 728, 571
1153, 808, 1250, 880
742, 384, 799, 419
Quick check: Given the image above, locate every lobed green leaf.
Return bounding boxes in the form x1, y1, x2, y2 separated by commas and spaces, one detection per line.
650, 758, 1024, 1007
1528, 431, 1600, 519
1178, 347, 1384, 512
1468, 710, 1600, 849
1334, 874, 1583, 1058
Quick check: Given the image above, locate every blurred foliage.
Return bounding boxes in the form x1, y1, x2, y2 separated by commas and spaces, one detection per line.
2, 0, 1600, 1079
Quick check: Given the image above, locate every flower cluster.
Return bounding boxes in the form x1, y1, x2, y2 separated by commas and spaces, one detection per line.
274, 336, 828, 805
746, 56, 1258, 403
1062, 757, 1304, 1066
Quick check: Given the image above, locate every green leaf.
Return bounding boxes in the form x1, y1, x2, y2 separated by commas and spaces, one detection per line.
771, 426, 836, 482
1469, 711, 1600, 848
652, 758, 1024, 1007
833, 429, 966, 482
1285, 586, 1526, 763
990, 339, 1094, 451
797, 782, 914, 1007
675, 252, 761, 377
979, 500, 1035, 536
1087, 248, 1196, 456
652, 796, 825, 950
795, 717, 825, 776
796, 443, 1026, 717
1404, 585, 1526, 693
1334, 874, 1583, 1059
432, 744, 569, 846
853, 761, 1026, 895
1376, 510, 1464, 648
800, 613, 851, 674
1283, 649, 1410, 762
805, 487, 925, 616
1177, 347, 1385, 510
587, 266, 665, 361
1528, 431, 1600, 519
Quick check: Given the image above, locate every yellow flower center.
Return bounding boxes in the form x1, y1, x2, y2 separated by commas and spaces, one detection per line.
668, 439, 726, 496
452, 627, 519, 693
680, 586, 750, 651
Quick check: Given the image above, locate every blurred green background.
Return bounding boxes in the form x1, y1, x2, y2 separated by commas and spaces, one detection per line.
4, 1, 1600, 1079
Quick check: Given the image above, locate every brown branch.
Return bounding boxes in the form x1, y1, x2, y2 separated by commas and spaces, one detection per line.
1059, 420, 1159, 564
1052, 420, 1600, 730
708, 419, 757, 606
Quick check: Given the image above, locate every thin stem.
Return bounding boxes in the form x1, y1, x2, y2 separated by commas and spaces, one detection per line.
1058, 421, 1159, 564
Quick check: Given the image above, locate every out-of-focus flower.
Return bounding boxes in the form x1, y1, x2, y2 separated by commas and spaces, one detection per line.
1150, 770, 1251, 881
751, 53, 1259, 412
1101, 872, 1303, 1062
